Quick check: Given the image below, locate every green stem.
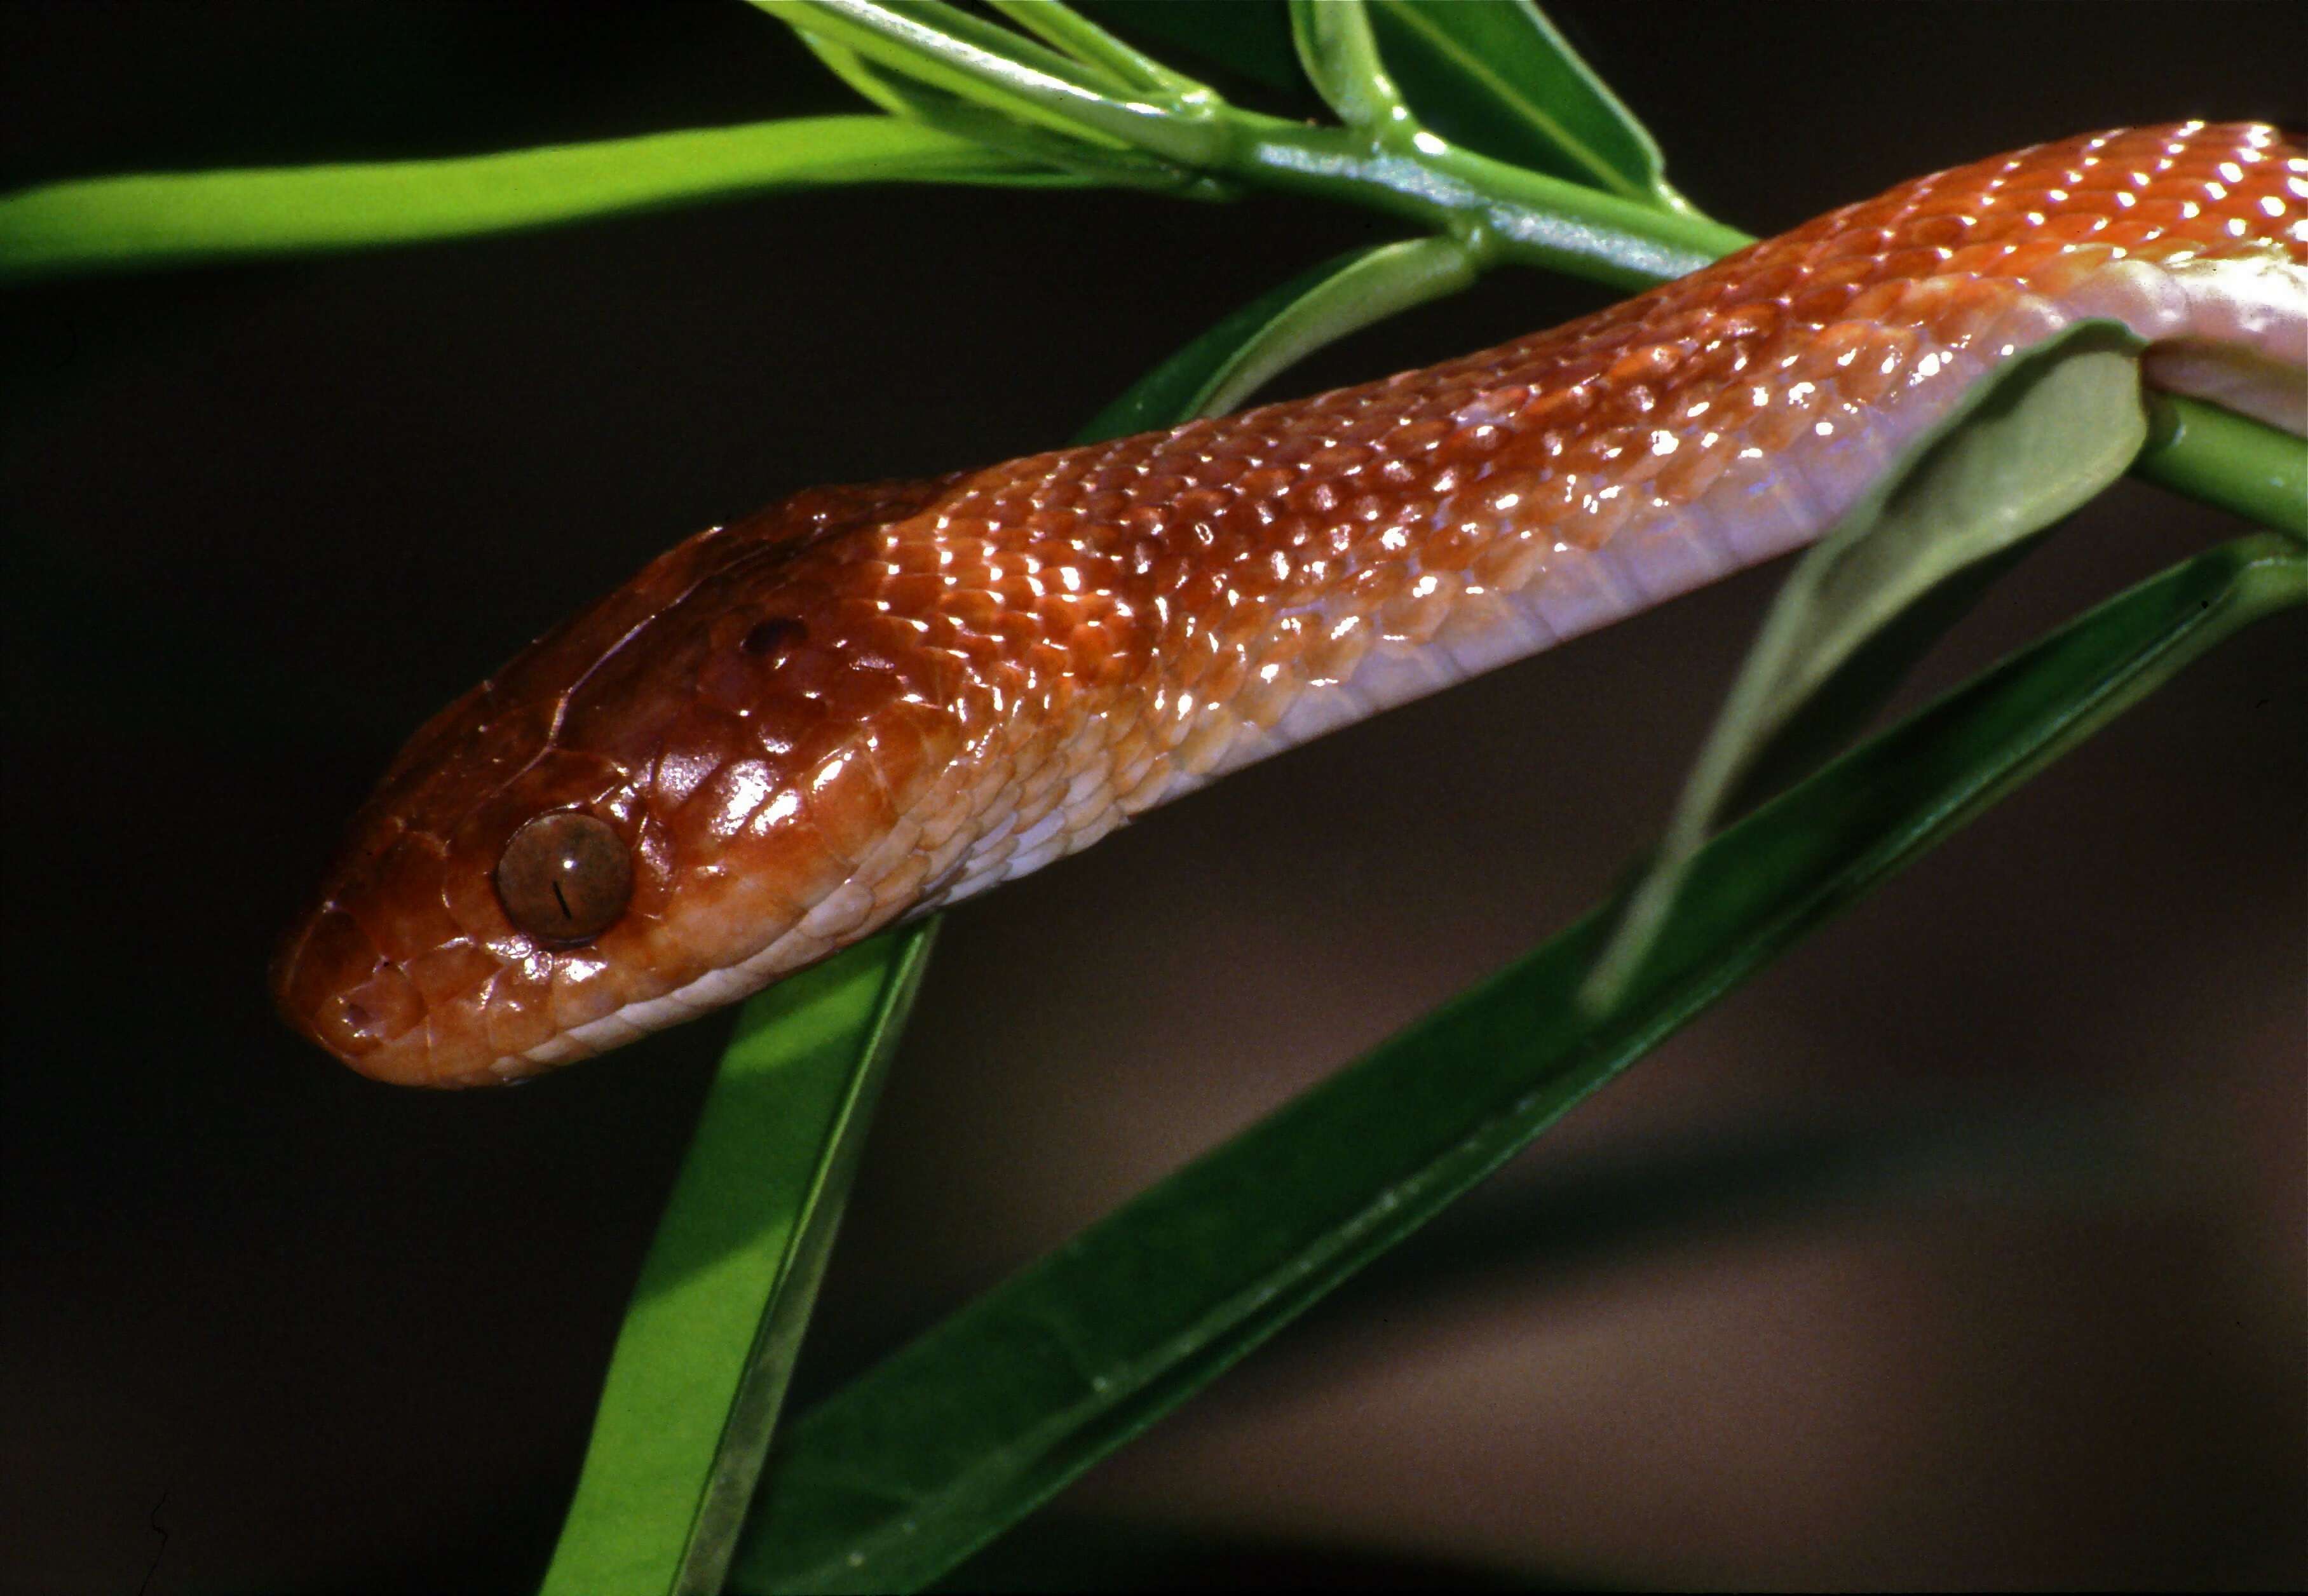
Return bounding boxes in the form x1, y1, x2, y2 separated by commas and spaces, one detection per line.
1219, 115, 1751, 290
2136, 393, 2308, 540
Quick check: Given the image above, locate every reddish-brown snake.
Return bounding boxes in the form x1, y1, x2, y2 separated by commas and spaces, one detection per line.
274, 123, 2307, 1087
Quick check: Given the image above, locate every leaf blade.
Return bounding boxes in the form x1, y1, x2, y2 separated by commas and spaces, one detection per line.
1589, 321, 2150, 999
1366, 0, 1683, 210
540, 923, 938, 1596
1075, 234, 1478, 441
726, 539, 2302, 1593
1288, 0, 1412, 137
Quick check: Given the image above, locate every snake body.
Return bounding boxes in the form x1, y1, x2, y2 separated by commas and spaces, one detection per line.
275, 123, 2308, 1087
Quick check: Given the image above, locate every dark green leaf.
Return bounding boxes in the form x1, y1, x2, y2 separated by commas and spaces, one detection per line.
1590, 321, 2150, 999
1076, 234, 1477, 440
725, 525, 2300, 1593
1073, 0, 1308, 100
1367, 0, 1683, 209
540, 924, 937, 1596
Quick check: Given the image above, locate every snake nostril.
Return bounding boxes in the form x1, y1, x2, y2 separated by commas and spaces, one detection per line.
741, 616, 807, 657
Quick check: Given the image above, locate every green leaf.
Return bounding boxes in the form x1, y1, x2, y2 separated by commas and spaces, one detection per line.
1589, 321, 2151, 1001
1075, 234, 1477, 439
983, 1, 1210, 99
0, 117, 1077, 284
725, 505, 2298, 1593
791, 27, 1202, 191
1072, 1, 1308, 100
540, 923, 938, 1596
1365, 0, 1686, 211
1287, 0, 1413, 138
758, 0, 1230, 167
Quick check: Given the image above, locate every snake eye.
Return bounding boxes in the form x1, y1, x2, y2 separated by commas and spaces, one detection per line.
494, 812, 633, 943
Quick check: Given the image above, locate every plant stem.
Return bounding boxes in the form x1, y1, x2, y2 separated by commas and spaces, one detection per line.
2136, 393, 2308, 540
1219, 114, 1751, 290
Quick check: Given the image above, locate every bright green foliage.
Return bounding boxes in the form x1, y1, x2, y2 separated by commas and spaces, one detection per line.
0, 117, 1076, 283
541, 925, 937, 1596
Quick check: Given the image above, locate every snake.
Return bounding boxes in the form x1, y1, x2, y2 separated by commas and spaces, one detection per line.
273, 123, 2307, 1088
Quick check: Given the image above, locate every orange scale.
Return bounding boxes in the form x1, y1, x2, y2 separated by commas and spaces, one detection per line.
477, 966, 559, 1063
1805, 319, 1881, 363
801, 750, 899, 871
1375, 415, 1449, 452
1996, 237, 2084, 280
1807, 254, 1891, 293
1018, 640, 1077, 696
356, 830, 465, 964
676, 757, 784, 849
1838, 276, 1917, 325
403, 939, 499, 1012
1901, 211, 1976, 249
986, 611, 1053, 656
1831, 330, 1920, 409
1650, 435, 1734, 504
1744, 397, 1818, 456
1786, 278, 1864, 325
437, 831, 516, 946
746, 687, 835, 763
1423, 519, 1491, 572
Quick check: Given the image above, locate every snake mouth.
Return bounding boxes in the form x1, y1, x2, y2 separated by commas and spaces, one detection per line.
271, 721, 938, 1086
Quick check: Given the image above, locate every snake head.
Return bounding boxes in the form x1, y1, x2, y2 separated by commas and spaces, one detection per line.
273, 480, 963, 1086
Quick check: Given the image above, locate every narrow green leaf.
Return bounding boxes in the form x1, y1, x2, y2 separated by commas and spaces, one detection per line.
1077, 235, 1477, 441
541, 923, 938, 1596
792, 27, 1200, 191
983, 1, 1211, 99
1366, 0, 1687, 210
1589, 322, 2150, 999
0, 117, 1076, 284
760, 0, 1230, 167
726, 518, 2300, 1592
1186, 234, 1477, 416
1287, 0, 1413, 139
1073, 0, 1308, 100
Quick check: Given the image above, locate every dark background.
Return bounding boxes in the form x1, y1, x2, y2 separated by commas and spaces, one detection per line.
4, 3, 2302, 1590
